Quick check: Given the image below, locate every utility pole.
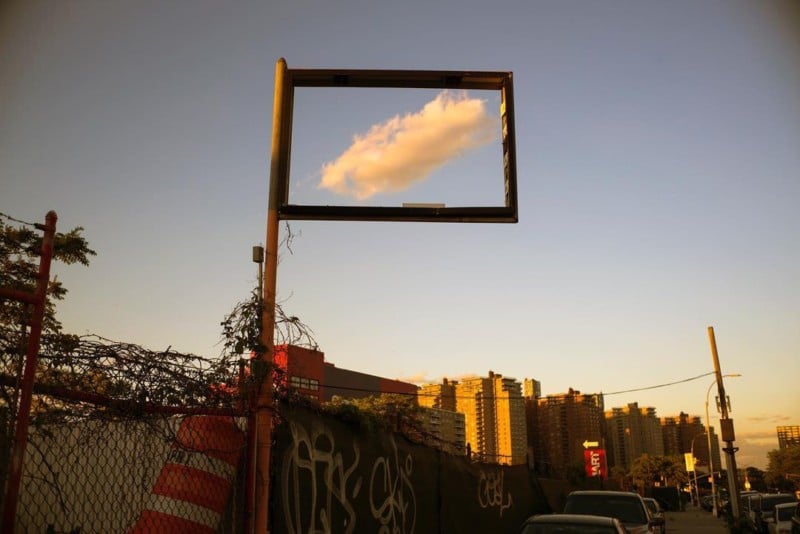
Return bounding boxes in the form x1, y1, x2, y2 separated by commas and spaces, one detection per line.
707, 326, 741, 519
253, 58, 288, 534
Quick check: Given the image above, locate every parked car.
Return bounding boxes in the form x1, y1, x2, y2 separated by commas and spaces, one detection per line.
742, 492, 763, 523
790, 501, 800, 534
563, 490, 656, 534
722, 490, 761, 517
750, 494, 800, 534
519, 514, 627, 534
770, 502, 797, 534
643, 497, 666, 534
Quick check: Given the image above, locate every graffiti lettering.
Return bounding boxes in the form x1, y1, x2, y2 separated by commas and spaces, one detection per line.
281, 419, 362, 534
369, 436, 417, 534
477, 468, 513, 516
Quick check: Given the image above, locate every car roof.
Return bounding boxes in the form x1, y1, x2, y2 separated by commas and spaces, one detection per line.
775, 502, 797, 509
525, 514, 619, 525
568, 490, 643, 498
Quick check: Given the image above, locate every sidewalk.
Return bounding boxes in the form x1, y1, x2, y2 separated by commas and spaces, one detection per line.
664, 505, 729, 533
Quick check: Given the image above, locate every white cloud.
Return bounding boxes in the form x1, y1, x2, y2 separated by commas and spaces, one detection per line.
318, 90, 498, 200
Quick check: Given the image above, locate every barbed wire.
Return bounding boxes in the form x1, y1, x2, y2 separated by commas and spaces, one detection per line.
1, 331, 244, 420
0, 211, 37, 227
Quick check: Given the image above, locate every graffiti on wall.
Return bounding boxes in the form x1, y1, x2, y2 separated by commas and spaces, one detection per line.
280, 418, 362, 534
280, 418, 418, 534
369, 435, 416, 534
477, 467, 513, 517
273, 404, 546, 533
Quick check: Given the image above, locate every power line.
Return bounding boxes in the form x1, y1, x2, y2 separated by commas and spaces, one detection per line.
284, 370, 720, 402
601, 371, 717, 396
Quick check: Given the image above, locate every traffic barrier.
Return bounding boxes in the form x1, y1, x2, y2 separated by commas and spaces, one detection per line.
127, 416, 244, 533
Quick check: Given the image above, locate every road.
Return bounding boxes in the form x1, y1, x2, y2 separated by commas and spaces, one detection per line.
664, 505, 730, 533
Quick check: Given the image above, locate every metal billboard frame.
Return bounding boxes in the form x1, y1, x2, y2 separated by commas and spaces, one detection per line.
273, 63, 518, 223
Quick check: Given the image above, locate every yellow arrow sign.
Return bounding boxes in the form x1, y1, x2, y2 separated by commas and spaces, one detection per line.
583, 440, 599, 449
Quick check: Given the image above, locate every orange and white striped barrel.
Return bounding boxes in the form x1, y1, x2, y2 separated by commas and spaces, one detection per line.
128, 416, 244, 533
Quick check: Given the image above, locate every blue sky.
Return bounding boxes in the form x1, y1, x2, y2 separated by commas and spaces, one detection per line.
1, 0, 798, 469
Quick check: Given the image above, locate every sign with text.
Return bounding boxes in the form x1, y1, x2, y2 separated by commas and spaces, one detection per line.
584, 449, 607, 479
684, 452, 696, 472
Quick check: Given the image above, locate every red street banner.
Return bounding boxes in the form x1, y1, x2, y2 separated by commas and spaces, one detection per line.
584, 448, 607, 479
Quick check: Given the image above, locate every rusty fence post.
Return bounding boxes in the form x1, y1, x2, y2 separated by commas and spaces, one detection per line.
1, 211, 57, 533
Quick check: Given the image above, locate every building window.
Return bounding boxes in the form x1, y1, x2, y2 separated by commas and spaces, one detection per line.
290, 375, 319, 391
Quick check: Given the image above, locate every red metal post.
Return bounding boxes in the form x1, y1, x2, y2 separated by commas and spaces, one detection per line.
2, 211, 57, 533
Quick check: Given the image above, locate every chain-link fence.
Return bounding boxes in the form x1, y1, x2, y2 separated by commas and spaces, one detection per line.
3, 402, 249, 533
14, 414, 247, 533
0, 331, 251, 533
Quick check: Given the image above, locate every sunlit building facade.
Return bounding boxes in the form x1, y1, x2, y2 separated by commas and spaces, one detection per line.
777, 426, 800, 449
419, 406, 467, 455
418, 378, 457, 411
492, 374, 527, 465
605, 402, 664, 471
417, 378, 465, 455
454, 376, 496, 461
424, 372, 526, 465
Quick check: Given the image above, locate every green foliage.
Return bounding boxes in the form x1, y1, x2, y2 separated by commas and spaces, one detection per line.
610, 465, 633, 491
630, 454, 688, 488
1, 214, 97, 406
1, 213, 241, 418
765, 446, 800, 492
218, 289, 317, 361
324, 394, 423, 436
218, 279, 317, 406
1, 214, 95, 337
220, 289, 264, 358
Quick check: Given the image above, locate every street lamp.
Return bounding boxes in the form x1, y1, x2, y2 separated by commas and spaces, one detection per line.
690, 432, 707, 507
705, 373, 741, 517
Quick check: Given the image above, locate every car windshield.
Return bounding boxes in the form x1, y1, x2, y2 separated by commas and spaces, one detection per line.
776, 506, 795, 521
521, 525, 617, 534
564, 495, 648, 524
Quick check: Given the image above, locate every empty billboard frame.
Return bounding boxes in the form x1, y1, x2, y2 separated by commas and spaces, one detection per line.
271, 59, 518, 223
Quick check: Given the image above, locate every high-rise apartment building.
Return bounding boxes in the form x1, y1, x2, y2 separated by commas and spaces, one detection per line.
777, 426, 800, 449
423, 372, 526, 465
492, 374, 528, 466
605, 402, 664, 471
418, 379, 457, 411
523, 378, 541, 399
418, 406, 467, 455
455, 375, 496, 461
661, 412, 720, 471
523, 379, 541, 468
417, 379, 465, 455
528, 388, 604, 476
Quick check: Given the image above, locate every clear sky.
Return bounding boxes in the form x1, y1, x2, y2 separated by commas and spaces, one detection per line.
1, 0, 798, 470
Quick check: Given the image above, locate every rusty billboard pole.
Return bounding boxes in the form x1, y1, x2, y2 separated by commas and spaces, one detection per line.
1, 211, 57, 533
249, 59, 518, 532
251, 58, 288, 534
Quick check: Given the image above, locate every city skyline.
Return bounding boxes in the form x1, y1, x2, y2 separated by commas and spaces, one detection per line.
2, 1, 798, 472
282, 347, 781, 470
